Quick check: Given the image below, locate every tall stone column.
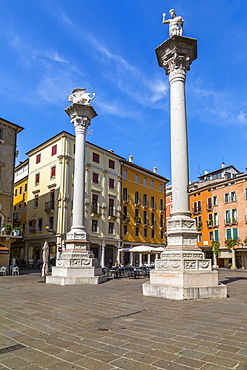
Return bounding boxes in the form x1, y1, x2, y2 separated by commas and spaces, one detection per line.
143, 14, 227, 300
46, 88, 106, 285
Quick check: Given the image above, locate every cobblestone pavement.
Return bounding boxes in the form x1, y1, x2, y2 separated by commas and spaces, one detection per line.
0, 269, 247, 369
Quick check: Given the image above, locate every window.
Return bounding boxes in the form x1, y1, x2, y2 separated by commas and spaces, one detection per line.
123, 225, 128, 235
152, 229, 155, 238
143, 177, 147, 186
135, 191, 140, 205
123, 205, 128, 217
24, 183, 27, 192
225, 210, 231, 224
23, 202, 27, 213
232, 209, 237, 223
151, 197, 155, 209
135, 227, 139, 236
36, 154, 41, 164
160, 184, 163, 192
144, 228, 147, 237
34, 195, 39, 208
143, 194, 148, 207
160, 230, 164, 239
143, 210, 147, 224
38, 218, 42, 232
108, 222, 114, 234
224, 193, 229, 203
109, 198, 114, 217
51, 145, 57, 156
226, 228, 231, 239
92, 219, 98, 232
213, 213, 218, 226
214, 229, 219, 241
0, 128, 3, 140
198, 233, 202, 242
123, 169, 128, 179
193, 200, 202, 213
14, 189, 17, 197
160, 214, 164, 227
35, 173, 40, 185
135, 174, 139, 183
51, 166, 56, 178
19, 186, 22, 195
225, 172, 231, 179
151, 180, 154, 189
93, 152, 99, 163
151, 212, 155, 226
109, 159, 115, 169
233, 228, 238, 240
213, 196, 218, 206
231, 191, 236, 202
109, 178, 114, 189
92, 194, 98, 213
209, 231, 213, 241
207, 197, 212, 210
93, 172, 99, 184
49, 216, 54, 230
245, 188, 247, 199
50, 189, 55, 208
160, 199, 164, 211
123, 188, 128, 202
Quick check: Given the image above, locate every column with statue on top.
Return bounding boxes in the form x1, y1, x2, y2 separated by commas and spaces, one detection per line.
46, 88, 106, 285
143, 10, 227, 300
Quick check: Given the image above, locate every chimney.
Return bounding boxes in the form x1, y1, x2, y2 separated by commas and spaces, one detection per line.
204, 170, 208, 175
128, 155, 133, 163
108, 149, 114, 153
153, 166, 157, 173
221, 162, 225, 168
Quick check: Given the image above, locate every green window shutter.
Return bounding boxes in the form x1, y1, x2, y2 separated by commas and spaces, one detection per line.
226, 229, 231, 239
214, 230, 219, 242
226, 210, 231, 223
233, 228, 238, 240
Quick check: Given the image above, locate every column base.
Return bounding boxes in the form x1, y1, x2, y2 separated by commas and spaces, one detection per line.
142, 249, 227, 300
46, 238, 106, 285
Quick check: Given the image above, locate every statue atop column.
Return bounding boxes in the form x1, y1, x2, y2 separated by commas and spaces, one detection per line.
162, 9, 184, 37
68, 88, 96, 105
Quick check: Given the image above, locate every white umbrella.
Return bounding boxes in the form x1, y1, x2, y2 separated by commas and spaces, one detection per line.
42, 241, 49, 278
120, 245, 165, 254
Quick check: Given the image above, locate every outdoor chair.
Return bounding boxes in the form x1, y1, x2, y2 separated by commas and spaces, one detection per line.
0, 266, 8, 276
12, 266, 19, 275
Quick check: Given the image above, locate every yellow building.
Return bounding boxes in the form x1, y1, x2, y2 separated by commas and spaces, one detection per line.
120, 158, 168, 265
11, 159, 29, 261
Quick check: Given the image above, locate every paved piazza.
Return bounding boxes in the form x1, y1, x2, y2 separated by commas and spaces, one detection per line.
0, 269, 247, 370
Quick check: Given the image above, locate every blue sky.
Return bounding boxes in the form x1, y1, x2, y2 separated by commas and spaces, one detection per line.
0, 0, 246, 182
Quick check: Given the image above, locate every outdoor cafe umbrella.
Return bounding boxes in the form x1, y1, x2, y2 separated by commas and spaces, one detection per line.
120, 245, 165, 254
42, 240, 49, 278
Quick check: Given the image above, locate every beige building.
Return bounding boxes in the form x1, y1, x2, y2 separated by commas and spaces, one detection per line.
23, 131, 123, 267
0, 118, 23, 266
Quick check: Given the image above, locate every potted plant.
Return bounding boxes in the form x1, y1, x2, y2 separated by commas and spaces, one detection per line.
225, 238, 238, 269
243, 237, 247, 245
12, 227, 22, 237
5, 224, 12, 235
134, 216, 141, 224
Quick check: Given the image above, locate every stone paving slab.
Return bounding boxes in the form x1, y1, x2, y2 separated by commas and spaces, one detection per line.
0, 269, 247, 369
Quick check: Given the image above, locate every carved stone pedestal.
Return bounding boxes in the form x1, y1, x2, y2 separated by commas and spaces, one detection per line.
46, 236, 106, 286
143, 249, 227, 300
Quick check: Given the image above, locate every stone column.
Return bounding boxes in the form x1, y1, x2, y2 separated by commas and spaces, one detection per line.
101, 244, 106, 267
142, 36, 227, 300
46, 88, 106, 285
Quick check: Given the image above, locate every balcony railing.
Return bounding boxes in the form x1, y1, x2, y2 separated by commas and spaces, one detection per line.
224, 219, 238, 226
134, 198, 141, 206
134, 216, 141, 224
207, 205, 213, 211
193, 208, 202, 215
151, 220, 157, 227
143, 219, 149, 226
108, 206, 117, 218
151, 203, 157, 210
123, 195, 130, 203
91, 204, 101, 216
123, 215, 130, 222
44, 201, 55, 212
143, 200, 149, 208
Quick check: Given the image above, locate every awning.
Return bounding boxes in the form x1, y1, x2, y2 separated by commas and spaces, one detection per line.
120, 245, 165, 254
0, 246, 10, 254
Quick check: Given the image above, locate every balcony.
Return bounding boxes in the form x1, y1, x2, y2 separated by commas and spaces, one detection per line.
134, 216, 141, 224
123, 195, 130, 203
143, 219, 149, 226
206, 220, 213, 229
193, 208, 202, 215
224, 219, 238, 226
91, 204, 101, 217
151, 203, 157, 210
143, 200, 149, 208
45, 201, 55, 213
134, 198, 142, 206
123, 215, 130, 223
108, 206, 117, 219
207, 205, 213, 211
151, 220, 157, 228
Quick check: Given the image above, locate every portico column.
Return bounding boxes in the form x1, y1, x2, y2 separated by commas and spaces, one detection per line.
101, 244, 106, 267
